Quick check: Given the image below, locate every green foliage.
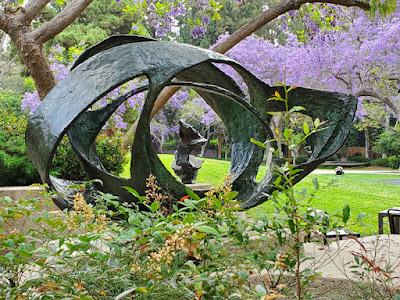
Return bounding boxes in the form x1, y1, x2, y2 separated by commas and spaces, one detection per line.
348, 153, 371, 163
0, 108, 39, 185
0, 181, 269, 299
46, 0, 132, 50
0, 89, 23, 115
51, 132, 128, 181
163, 139, 178, 150
53, 24, 109, 49
0, 105, 127, 185
374, 128, 400, 157
371, 156, 400, 169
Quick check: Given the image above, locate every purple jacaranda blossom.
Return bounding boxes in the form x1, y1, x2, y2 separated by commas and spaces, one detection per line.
21, 92, 40, 114
191, 26, 206, 39
113, 114, 127, 130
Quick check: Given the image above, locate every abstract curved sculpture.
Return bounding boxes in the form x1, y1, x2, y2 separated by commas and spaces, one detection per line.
26, 35, 357, 210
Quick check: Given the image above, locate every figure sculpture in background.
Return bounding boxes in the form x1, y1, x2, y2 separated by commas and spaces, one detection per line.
172, 120, 207, 184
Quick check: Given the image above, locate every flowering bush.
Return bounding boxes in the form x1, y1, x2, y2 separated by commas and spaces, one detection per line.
0, 178, 275, 299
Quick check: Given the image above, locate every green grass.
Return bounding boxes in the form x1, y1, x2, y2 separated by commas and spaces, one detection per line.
121, 154, 263, 185
121, 154, 400, 235
248, 174, 400, 235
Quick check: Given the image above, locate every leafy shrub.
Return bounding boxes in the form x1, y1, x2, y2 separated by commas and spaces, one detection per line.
0, 109, 40, 185
0, 107, 128, 185
374, 129, 400, 157
208, 138, 218, 149
51, 132, 128, 180
0, 89, 23, 115
162, 139, 178, 150
348, 154, 370, 163
371, 156, 400, 169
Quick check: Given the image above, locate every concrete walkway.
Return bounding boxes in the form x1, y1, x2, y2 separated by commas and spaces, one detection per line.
304, 235, 400, 283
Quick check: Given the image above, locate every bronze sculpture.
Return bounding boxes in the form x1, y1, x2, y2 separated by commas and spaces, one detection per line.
25, 35, 357, 210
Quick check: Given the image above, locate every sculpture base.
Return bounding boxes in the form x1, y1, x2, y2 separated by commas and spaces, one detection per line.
186, 183, 212, 193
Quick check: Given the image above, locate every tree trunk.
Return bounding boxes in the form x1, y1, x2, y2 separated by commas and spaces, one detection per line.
6, 22, 55, 99
217, 135, 223, 159
364, 129, 369, 159
16, 38, 55, 98
200, 127, 210, 157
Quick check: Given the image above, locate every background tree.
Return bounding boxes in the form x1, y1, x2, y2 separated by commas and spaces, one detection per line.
0, 0, 93, 98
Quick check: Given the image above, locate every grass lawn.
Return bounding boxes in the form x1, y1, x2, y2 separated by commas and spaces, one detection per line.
121, 154, 400, 235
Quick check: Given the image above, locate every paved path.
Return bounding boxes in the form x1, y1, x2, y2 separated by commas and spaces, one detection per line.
304, 235, 400, 283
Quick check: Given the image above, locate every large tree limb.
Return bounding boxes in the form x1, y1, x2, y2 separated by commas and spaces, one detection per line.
22, 0, 52, 23
32, 0, 93, 44
355, 89, 400, 118
213, 0, 369, 53
124, 0, 370, 144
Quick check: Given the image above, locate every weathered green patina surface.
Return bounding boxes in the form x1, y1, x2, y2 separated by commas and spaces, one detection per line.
26, 35, 357, 210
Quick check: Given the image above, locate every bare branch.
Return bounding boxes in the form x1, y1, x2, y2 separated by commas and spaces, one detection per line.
22, 0, 52, 23
32, 0, 93, 44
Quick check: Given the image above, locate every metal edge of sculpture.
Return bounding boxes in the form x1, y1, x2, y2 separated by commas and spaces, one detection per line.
25, 35, 357, 211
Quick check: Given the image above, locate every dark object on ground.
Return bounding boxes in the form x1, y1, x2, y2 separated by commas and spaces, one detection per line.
378, 208, 400, 234
335, 166, 344, 175
172, 120, 207, 184
25, 35, 357, 210
388, 208, 400, 234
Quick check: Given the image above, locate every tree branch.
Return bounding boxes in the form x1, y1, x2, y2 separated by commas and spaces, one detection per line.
355, 89, 400, 117
32, 0, 93, 44
212, 0, 370, 53
22, 0, 52, 23
0, 10, 8, 31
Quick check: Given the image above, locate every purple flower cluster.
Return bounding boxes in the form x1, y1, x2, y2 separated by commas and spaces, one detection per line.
221, 4, 400, 120
21, 92, 40, 114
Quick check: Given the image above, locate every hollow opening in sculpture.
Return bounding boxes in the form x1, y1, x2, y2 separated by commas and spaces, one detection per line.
149, 86, 232, 187
26, 35, 357, 211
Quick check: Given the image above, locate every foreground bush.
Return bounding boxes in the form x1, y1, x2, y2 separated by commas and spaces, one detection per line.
2, 174, 385, 299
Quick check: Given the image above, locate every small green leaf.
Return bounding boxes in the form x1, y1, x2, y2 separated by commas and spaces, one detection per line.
123, 186, 146, 201
303, 122, 310, 135
289, 106, 305, 113
185, 187, 200, 200
288, 219, 296, 233
4, 252, 15, 262
150, 201, 160, 212
250, 137, 266, 149
195, 225, 219, 236
314, 118, 321, 128
342, 204, 351, 224
283, 128, 292, 141
312, 178, 319, 189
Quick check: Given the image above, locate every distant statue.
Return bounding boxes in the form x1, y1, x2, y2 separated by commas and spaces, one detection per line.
172, 120, 207, 184
335, 166, 344, 175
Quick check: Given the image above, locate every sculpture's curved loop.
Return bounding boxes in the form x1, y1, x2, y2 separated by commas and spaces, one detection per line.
26, 35, 357, 210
